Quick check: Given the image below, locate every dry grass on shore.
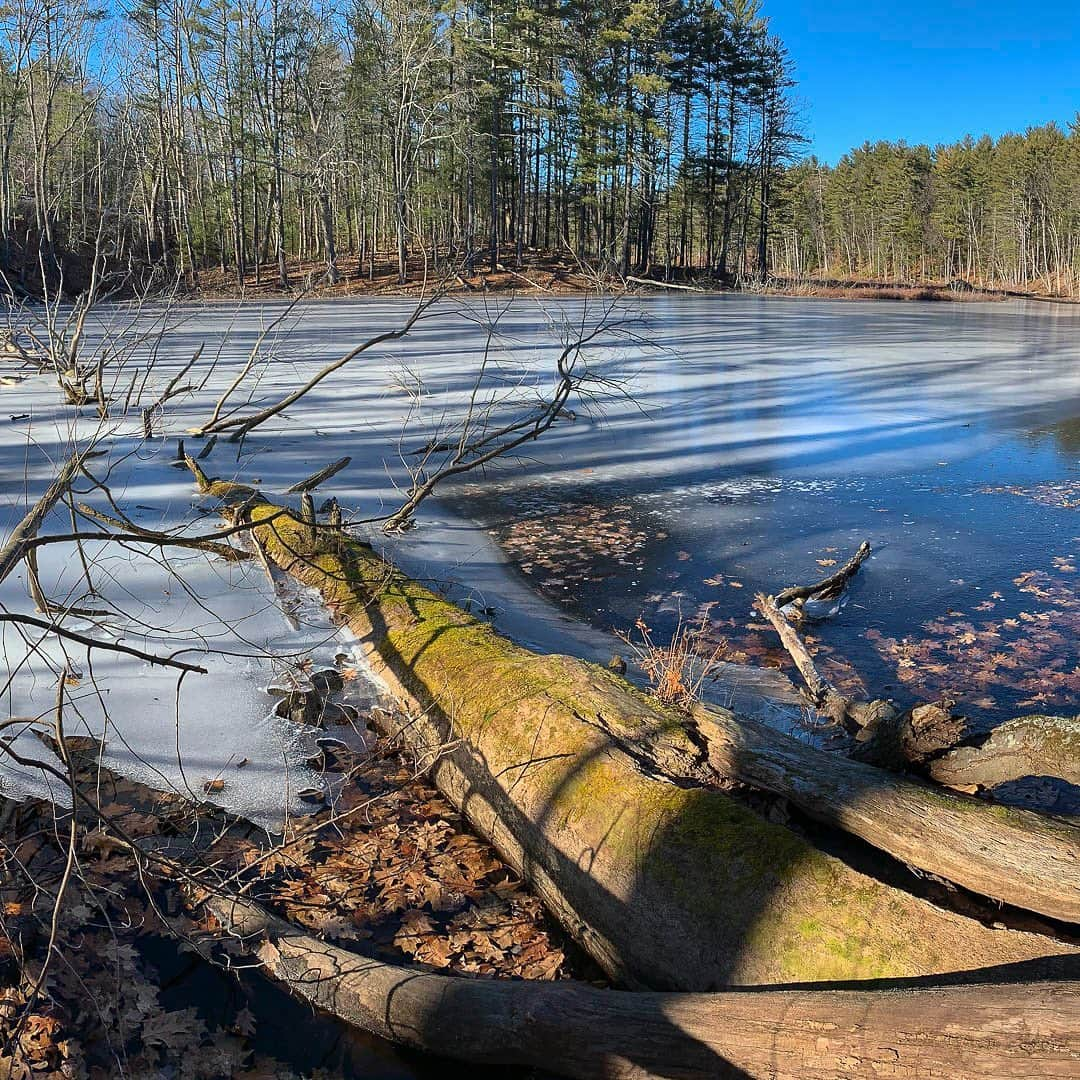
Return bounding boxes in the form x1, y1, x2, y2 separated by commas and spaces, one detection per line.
190, 255, 1080, 304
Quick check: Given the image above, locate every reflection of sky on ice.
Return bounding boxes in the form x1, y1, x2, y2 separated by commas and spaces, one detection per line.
2, 294, 1079, 812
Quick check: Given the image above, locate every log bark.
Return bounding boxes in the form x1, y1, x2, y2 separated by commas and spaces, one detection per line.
208, 895, 1080, 1080
189, 472, 1077, 991
930, 714, 1080, 790
691, 704, 1080, 922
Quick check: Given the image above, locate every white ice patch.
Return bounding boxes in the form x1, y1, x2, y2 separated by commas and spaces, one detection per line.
0, 430, 379, 830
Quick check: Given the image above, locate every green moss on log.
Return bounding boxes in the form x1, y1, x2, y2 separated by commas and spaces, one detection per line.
208, 491, 1073, 989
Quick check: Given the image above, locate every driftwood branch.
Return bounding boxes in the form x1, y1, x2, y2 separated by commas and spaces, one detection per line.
284, 456, 351, 493
774, 540, 872, 609
754, 592, 893, 730
757, 545, 984, 773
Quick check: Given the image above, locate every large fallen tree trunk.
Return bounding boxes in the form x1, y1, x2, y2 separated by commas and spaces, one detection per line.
209, 894, 1080, 1080
691, 704, 1080, 922
188, 465, 1077, 990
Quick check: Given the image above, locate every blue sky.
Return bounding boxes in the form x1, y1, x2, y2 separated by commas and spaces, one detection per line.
765, 0, 1080, 163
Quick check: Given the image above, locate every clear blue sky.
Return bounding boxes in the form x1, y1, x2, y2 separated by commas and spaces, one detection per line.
765, 0, 1080, 163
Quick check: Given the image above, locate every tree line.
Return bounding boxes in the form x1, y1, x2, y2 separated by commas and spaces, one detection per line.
771, 123, 1080, 296
1, 0, 800, 294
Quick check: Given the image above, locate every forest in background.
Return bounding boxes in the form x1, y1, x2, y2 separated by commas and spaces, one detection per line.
3, 0, 1079, 297
775, 126, 1080, 297
0, 0, 799, 293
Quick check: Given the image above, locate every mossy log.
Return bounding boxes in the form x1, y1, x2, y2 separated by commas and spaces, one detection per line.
209, 894, 1080, 1080
190, 468, 1076, 990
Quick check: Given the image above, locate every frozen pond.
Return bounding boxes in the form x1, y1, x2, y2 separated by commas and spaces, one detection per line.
2, 293, 1079, 817
442, 295, 1080, 740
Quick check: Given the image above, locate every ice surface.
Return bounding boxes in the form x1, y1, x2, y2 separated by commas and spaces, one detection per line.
2, 293, 1079, 815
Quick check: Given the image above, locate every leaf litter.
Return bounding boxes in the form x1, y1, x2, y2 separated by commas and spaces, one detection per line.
0, 694, 591, 1078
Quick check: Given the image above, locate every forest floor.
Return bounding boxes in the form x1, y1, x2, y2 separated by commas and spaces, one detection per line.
0, 699, 592, 1078
194, 252, 601, 299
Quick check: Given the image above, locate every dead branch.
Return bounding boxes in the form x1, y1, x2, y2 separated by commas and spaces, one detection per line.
284, 456, 351, 493
773, 539, 872, 611
383, 310, 620, 531
0, 612, 208, 674
73, 504, 251, 562
753, 592, 893, 730
145, 343, 204, 413
206, 894, 1080, 1080
195, 290, 443, 441
626, 274, 706, 292
0, 452, 88, 586
200, 294, 307, 431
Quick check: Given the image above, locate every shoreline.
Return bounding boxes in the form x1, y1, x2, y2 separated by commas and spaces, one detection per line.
178, 255, 1079, 305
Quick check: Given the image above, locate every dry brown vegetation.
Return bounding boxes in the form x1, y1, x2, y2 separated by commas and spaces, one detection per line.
194, 252, 603, 300
759, 276, 1012, 302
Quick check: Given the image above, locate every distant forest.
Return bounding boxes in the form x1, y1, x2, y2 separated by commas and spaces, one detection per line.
776, 126, 1080, 296
2, 0, 798, 291
3, 0, 1078, 295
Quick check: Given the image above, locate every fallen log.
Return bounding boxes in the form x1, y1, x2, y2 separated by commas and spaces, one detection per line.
626, 274, 706, 293
187, 467, 1078, 989
691, 704, 1080, 923
930, 714, 1080, 791
208, 894, 1080, 1080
